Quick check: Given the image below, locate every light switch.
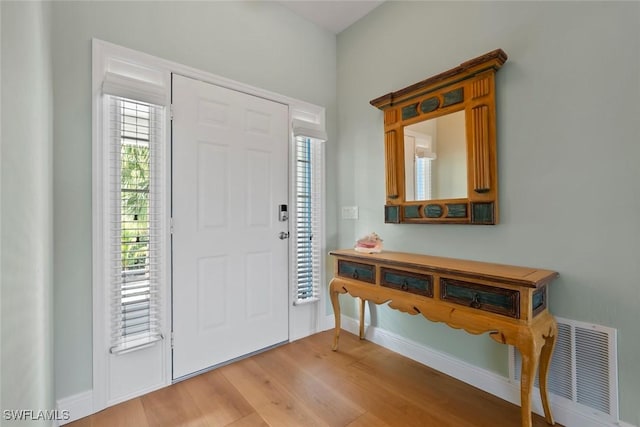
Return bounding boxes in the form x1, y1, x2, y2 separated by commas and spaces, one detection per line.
342, 206, 359, 220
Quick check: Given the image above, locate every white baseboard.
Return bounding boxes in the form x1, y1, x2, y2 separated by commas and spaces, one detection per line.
330, 314, 637, 427
56, 389, 93, 425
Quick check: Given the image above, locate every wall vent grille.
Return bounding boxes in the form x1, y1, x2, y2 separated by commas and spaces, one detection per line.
510, 317, 618, 420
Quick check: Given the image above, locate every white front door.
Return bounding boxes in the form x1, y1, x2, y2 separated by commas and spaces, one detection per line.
172, 74, 289, 379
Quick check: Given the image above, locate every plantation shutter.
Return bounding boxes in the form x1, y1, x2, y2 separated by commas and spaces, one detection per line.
293, 133, 324, 305
415, 157, 432, 200
107, 95, 164, 354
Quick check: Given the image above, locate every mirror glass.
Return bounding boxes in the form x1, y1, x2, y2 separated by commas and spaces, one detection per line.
404, 110, 467, 201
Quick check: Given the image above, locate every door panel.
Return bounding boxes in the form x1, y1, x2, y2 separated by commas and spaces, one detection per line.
172, 74, 289, 379
197, 142, 229, 229
197, 255, 227, 331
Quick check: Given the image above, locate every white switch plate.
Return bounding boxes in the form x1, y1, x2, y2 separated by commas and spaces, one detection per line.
342, 206, 359, 220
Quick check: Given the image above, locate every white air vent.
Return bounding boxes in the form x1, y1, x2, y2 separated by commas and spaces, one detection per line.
510, 317, 618, 421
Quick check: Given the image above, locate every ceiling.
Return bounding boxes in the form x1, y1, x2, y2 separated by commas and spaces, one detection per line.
277, 0, 385, 34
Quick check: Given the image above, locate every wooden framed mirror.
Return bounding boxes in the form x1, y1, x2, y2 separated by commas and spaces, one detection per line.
371, 49, 507, 224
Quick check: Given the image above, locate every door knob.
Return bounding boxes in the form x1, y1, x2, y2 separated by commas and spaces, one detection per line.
279, 231, 290, 240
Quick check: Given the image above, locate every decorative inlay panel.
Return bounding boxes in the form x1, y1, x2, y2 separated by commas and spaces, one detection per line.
471, 202, 495, 224
337, 260, 376, 284
446, 203, 467, 218
404, 205, 421, 219
532, 285, 547, 317
402, 103, 419, 120
442, 88, 464, 107
440, 277, 521, 319
424, 204, 443, 218
380, 267, 433, 298
420, 97, 440, 114
385, 205, 400, 224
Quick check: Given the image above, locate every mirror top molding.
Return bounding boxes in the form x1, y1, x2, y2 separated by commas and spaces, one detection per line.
370, 49, 507, 225
370, 49, 507, 111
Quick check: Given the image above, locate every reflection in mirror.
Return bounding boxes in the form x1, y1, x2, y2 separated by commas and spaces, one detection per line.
404, 110, 467, 201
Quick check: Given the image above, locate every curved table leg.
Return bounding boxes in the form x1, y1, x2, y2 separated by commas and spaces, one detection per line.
359, 298, 366, 339
517, 335, 540, 427
538, 318, 558, 425
329, 279, 342, 351
516, 312, 557, 427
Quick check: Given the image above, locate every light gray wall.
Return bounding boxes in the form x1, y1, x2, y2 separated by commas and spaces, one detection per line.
51, 1, 337, 400
1, 0, 54, 422
1, 0, 3, 415
336, 1, 640, 425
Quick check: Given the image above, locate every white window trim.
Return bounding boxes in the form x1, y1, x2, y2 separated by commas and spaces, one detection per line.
92, 41, 172, 411
92, 38, 327, 412
288, 129, 327, 341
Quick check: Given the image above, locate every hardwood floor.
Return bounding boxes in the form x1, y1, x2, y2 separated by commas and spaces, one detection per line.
70, 331, 559, 427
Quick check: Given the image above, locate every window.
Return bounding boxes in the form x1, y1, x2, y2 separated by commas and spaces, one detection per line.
107, 96, 164, 354
293, 135, 323, 304
415, 156, 433, 200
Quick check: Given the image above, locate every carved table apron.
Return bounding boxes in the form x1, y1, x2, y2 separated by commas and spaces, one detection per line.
329, 249, 558, 427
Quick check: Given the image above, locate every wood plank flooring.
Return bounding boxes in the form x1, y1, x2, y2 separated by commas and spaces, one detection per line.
69, 331, 560, 427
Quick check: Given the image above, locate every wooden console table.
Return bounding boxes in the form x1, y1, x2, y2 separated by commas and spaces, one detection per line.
329, 249, 558, 427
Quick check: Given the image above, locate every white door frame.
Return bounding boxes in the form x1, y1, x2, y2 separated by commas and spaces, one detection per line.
91, 38, 327, 415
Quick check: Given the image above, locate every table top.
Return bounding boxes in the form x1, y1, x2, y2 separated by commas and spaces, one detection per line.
329, 249, 558, 289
